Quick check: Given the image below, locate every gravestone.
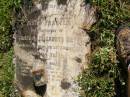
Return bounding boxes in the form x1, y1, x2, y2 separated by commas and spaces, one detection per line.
13, 0, 96, 97
116, 25, 130, 97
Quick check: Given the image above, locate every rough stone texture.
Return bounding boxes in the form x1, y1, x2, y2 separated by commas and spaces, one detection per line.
116, 26, 130, 69
13, 0, 96, 97
116, 25, 130, 97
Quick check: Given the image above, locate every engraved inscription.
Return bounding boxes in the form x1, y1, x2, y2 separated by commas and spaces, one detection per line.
14, 0, 96, 97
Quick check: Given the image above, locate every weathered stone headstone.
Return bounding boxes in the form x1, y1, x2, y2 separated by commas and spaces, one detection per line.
13, 0, 96, 97
116, 25, 130, 97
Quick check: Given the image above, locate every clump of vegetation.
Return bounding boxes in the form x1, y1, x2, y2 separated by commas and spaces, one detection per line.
78, 0, 130, 97
0, 49, 17, 97
78, 47, 117, 97
0, 0, 21, 97
0, 0, 20, 52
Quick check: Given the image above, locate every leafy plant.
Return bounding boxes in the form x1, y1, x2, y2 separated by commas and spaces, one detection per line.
78, 0, 130, 97
0, 49, 19, 97
0, 0, 21, 52
0, 0, 21, 97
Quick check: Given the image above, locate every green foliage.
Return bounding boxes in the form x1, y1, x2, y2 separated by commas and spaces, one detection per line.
0, 0, 21, 52
78, 48, 117, 97
91, 47, 117, 77
78, 73, 115, 97
78, 0, 130, 97
0, 49, 18, 97
0, 0, 21, 97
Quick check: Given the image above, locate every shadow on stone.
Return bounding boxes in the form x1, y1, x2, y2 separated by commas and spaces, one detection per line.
34, 84, 47, 96
57, 0, 67, 5
61, 80, 71, 90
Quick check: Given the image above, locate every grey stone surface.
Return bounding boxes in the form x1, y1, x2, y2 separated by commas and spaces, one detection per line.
13, 0, 96, 97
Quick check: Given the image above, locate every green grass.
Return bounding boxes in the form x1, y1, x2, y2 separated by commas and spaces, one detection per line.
78, 0, 130, 97
0, 0, 21, 97
0, 49, 18, 97
0, 0, 21, 52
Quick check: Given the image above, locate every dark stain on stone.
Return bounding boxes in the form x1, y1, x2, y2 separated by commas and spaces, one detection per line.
41, 0, 51, 10
85, 41, 90, 46
61, 79, 71, 89
28, 10, 41, 20
34, 84, 47, 96
57, 0, 67, 5
85, 0, 91, 4
14, 0, 42, 54
74, 57, 82, 63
